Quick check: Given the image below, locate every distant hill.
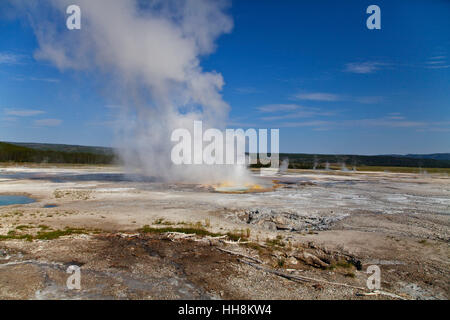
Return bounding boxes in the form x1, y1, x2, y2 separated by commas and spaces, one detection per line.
382, 153, 450, 161
2, 141, 449, 168
0, 142, 116, 164
273, 153, 450, 169
403, 153, 450, 161
9, 142, 114, 155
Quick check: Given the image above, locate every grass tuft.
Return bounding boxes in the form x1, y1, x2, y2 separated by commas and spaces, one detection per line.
139, 224, 248, 242
265, 237, 285, 247
0, 227, 89, 242
35, 228, 87, 240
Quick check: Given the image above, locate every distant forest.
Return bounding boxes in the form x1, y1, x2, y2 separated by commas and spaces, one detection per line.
1, 141, 449, 168
275, 153, 450, 169
0, 142, 116, 164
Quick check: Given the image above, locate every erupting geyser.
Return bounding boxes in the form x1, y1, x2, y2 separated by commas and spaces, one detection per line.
18, 0, 256, 185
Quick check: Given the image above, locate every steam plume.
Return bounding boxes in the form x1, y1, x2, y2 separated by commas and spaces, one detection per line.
16, 0, 255, 183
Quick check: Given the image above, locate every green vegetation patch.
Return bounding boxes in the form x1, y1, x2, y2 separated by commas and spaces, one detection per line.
139, 224, 248, 242
140, 225, 220, 237
0, 233, 33, 241
265, 235, 286, 247
328, 259, 355, 270
0, 226, 90, 242
35, 227, 88, 240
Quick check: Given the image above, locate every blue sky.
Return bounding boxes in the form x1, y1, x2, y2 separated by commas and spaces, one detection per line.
0, 0, 449, 154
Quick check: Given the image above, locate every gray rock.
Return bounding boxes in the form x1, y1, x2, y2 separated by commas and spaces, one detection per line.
237, 208, 346, 232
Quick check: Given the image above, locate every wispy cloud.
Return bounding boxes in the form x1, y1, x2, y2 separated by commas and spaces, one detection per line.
105, 104, 123, 109
344, 61, 388, 74
351, 118, 427, 128
4, 108, 45, 117
30, 77, 59, 82
270, 113, 449, 132
13, 76, 60, 83
348, 118, 450, 131
85, 119, 120, 127
33, 118, 62, 127
426, 65, 449, 69
0, 116, 18, 123
423, 127, 450, 132
386, 113, 405, 120
0, 52, 26, 65
386, 116, 405, 120
278, 120, 332, 128
425, 55, 449, 69
428, 56, 446, 61
257, 104, 301, 113
293, 92, 382, 104
257, 104, 335, 121
293, 92, 341, 102
234, 87, 261, 94
227, 120, 259, 128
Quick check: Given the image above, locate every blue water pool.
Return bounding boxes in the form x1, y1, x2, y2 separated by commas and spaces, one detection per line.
43, 204, 58, 208
0, 195, 36, 206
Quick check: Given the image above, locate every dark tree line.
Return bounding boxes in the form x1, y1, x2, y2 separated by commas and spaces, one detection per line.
249, 153, 450, 169
0, 142, 116, 164
2, 141, 448, 168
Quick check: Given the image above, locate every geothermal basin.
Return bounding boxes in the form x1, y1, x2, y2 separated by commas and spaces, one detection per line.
0, 165, 448, 299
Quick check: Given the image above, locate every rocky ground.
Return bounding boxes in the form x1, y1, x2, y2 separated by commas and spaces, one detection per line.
0, 166, 448, 300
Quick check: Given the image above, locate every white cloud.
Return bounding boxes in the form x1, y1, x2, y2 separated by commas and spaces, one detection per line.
344, 61, 387, 74
105, 104, 123, 109
0, 116, 18, 122
428, 55, 446, 60
352, 118, 426, 128
13, 76, 60, 83
0, 52, 25, 65
425, 55, 448, 69
294, 92, 341, 102
387, 116, 405, 120
257, 104, 301, 113
257, 104, 335, 121
278, 120, 332, 128
234, 87, 261, 94
4, 108, 45, 117
293, 92, 382, 104
34, 118, 62, 127
426, 64, 450, 69
420, 127, 450, 132
268, 115, 449, 132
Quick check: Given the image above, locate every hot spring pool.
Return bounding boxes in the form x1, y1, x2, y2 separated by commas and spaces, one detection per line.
0, 195, 35, 206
